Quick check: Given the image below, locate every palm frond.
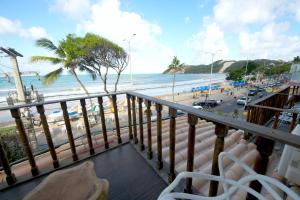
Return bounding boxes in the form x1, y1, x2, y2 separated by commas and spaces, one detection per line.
36, 38, 58, 52
78, 65, 97, 80
36, 38, 66, 57
30, 56, 64, 64
42, 68, 64, 85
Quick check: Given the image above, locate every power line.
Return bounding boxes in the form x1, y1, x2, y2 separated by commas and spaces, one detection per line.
0, 63, 13, 70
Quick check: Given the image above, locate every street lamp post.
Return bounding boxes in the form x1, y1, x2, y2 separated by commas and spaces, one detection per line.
124, 34, 136, 85
244, 59, 249, 109
200, 50, 222, 97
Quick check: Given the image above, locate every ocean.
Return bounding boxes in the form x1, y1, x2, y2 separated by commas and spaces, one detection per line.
0, 73, 226, 103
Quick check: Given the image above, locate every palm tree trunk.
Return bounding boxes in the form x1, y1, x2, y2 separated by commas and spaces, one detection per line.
172, 73, 175, 102
71, 69, 93, 105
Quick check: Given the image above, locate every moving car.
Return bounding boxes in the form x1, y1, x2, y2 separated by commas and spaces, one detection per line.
236, 97, 251, 105
248, 89, 258, 96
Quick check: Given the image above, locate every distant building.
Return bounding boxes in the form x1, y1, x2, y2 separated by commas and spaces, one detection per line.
289, 63, 300, 86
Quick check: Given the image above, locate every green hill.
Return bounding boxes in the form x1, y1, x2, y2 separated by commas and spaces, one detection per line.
162, 59, 287, 74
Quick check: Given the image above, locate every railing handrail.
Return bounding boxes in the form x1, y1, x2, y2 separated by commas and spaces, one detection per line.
127, 91, 300, 149
248, 86, 290, 106
0, 92, 125, 111
248, 104, 300, 114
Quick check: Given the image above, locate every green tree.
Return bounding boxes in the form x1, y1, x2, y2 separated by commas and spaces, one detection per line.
78, 33, 128, 94
226, 68, 244, 81
167, 56, 184, 102
30, 35, 95, 97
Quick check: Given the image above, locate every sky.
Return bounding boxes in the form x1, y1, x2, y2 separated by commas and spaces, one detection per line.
0, 0, 300, 75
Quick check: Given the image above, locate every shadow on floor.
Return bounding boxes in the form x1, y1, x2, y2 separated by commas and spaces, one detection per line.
0, 143, 167, 200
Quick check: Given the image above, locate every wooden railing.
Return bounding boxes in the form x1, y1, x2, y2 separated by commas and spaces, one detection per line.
0, 92, 125, 186
126, 91, 300, 197
0, 90, 300, 198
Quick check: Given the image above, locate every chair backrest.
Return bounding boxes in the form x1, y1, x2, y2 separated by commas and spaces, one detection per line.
158, 152, 300, 200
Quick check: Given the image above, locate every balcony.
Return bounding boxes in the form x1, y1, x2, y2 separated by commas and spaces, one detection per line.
0, 87, 300, 199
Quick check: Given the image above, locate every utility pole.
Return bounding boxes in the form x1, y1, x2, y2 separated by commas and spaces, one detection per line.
0, 47, 38, 150
0, 47, 26, 103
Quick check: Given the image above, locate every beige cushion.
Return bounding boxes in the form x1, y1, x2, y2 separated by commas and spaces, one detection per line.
24, 161, 109, 200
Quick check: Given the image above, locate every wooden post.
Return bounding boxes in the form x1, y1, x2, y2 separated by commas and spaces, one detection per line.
80, 99, 95, 155
126, 94, 133, 140
112, 94, 122, 144
138, 97, 145, 151
10, 108, 39, 176
0, 141, 16, 185
168, 107, 177, 183
36, 105, 59, 168
60, 101, 78, 161
289, 113, 298, 133
247, 108, 274, 199
209, 123, 228, 196
156, 103, 163, 169
185, 114, 198, 193
131, 96, 138, 144
145, 100, 153, 159
97, 97, 109, 149
272, 112, 279, 129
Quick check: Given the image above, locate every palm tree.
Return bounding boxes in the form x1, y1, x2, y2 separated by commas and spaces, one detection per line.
167, 56, 184, 102
293, 56, 300, 64
30, 35, 95, 99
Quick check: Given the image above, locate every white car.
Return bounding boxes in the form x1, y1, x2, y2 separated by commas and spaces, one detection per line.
193, 105, 203, 110
237, 97, 251, 105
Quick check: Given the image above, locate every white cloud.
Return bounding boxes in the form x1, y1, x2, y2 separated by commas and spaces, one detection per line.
213, 0, 284, 31
76, 0, 173, 73
186, 22, 229, 64
239, 22, 300, 60
50, 0, 91, 19
0, 16, 48, 39
185, 16, 190, 24
288, 0, 300, 22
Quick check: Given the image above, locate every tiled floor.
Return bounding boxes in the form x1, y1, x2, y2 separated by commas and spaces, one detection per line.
0, 143, 167, 200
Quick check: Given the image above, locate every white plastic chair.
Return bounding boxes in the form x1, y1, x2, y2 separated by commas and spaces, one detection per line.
158, 152, 300, 200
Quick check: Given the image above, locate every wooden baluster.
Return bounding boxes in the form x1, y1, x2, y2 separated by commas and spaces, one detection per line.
156, 103, 163, 169
289, 112, 298, 133
126, 94, 133, 140
131, 96, 138, 144
10, 108, 39, 176
61, 102, 78, 161
36, 105, 59, 168
272, 111, 280, 129
168, 107, 177, 183
80, 99, 95, 155
209, 123, 228, 196
138, 97, 145, 151
185, 114, 198, 193
145, 100, 152, 159
97, 97, 109, 149
0, 141, 16, 185
248, 108, 274, 199
112, 94, 122, 144
246, 107, 251, 122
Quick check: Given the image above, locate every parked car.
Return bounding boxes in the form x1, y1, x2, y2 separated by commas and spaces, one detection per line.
193, 105, 203, 110
278, 112, 293, 124
248, 89, 258, 96
192, 99, 220, 108
236, 97, 251, 105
